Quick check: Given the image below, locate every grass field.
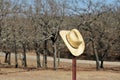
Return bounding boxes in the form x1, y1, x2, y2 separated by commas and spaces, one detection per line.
0, 53, 120, 80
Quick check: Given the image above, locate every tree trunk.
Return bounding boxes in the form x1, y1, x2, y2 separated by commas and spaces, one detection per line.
4, 51, 11, 65
8, 52, 11, 65
14, 41, 18, 68
0, 26, 1, 37
57, 51, 60, 66
22, 44, 27, 67
92, 41, 100, 70
53, 42, 57, 70
100, 50, 109, 69
4, 52, 8, 63
43, 40, 47, 68
100, 59, 104, 68
34, 42, 41, 68
8, 53, 11, 65
36, 51, 41, 68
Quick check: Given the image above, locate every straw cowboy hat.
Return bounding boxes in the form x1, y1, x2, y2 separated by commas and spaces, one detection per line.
59, 29, 85, 56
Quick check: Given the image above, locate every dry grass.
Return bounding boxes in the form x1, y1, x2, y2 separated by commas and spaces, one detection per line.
0, 53, 120, 80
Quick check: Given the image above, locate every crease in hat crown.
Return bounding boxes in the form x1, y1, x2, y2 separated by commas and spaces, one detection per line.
66, 29, 82, 49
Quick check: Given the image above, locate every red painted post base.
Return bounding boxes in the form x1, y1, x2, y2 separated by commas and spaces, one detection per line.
72, 56, 76, 80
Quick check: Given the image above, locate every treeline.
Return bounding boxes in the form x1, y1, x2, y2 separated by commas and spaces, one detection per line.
0, 0, 120, 70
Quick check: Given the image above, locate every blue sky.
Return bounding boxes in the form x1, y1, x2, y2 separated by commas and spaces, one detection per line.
21, 0, 116, 6
11, 0, 118, 15
106, 0, 115, 4
14, 0, 117, 7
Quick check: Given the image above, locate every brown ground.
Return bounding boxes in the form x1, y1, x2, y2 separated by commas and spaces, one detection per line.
0, 52, 120, 80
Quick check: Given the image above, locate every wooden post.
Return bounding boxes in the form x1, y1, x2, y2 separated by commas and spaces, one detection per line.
72, 56, 76, 80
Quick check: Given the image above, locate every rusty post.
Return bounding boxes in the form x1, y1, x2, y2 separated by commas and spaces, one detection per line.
72, 56, 76, 80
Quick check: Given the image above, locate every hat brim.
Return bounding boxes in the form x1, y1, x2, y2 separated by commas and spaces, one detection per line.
59, 30, 85, 56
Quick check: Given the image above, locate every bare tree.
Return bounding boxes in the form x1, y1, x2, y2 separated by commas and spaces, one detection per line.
65, 0, 115, 70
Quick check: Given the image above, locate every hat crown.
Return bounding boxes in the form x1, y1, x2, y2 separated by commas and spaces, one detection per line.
66, 29, 81, 48
59, 28, 85, 56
